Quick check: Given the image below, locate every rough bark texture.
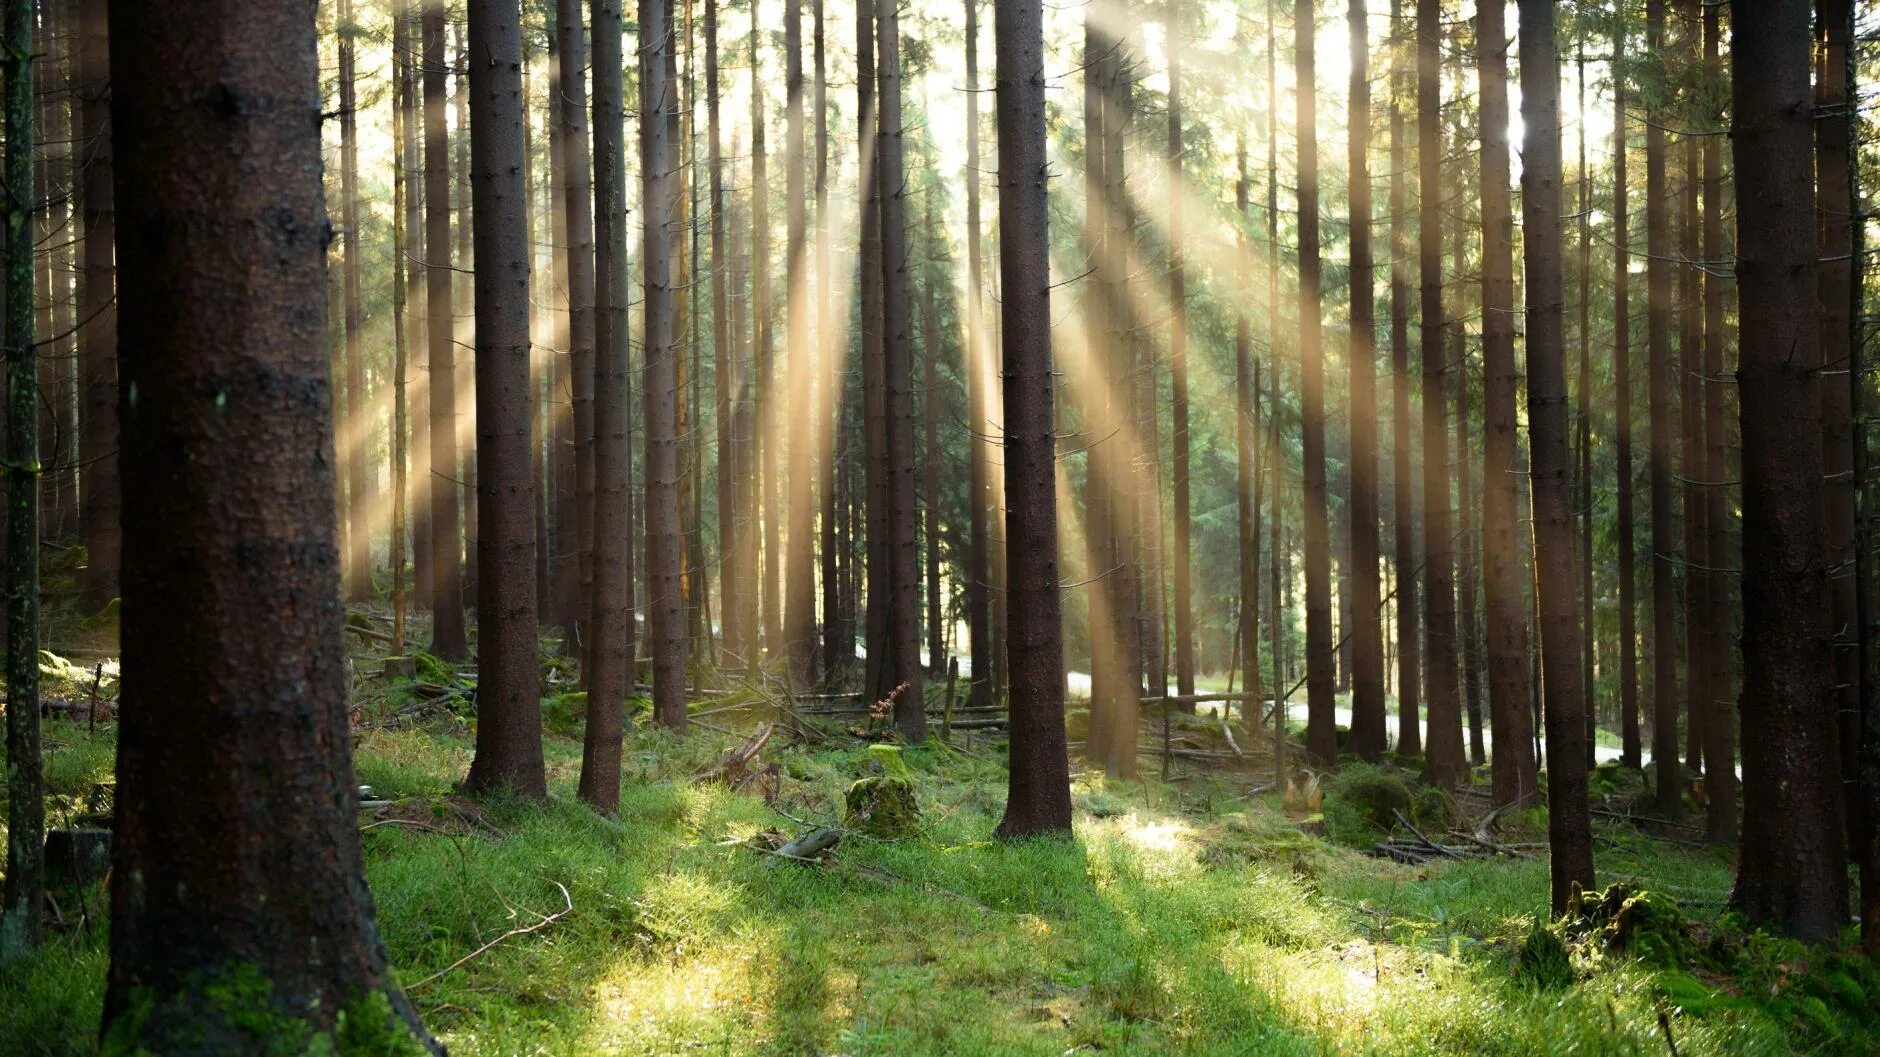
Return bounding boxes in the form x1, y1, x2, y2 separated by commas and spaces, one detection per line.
642, 0, 686, 729
580, 0, 635, 812
76, 0, 117, 612
992, 0, 1072, 838
708, 0, 735, 671
1645, 0, 1681, 816
1729, 0, 1847, 942
1612, 11, 1639, 769
1388, 0, 1419, 757
1519, 0, 1593, 912
1345, 0, 1385, 762
1417, 0, 1462, 787
461, 0, 546, 800
782, 0, 816, 684
1476, 0, 1534, 807
878, 0, 924, 737
1297, 0, 1334, 767
338, 0, 370, 603
557, 0, 597, 645
423, 0, 465, 659
1235, 143, 1263, 740
97, 1, 437, 1046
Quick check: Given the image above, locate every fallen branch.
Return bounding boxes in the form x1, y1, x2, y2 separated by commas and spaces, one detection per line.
405, 881, 573, 992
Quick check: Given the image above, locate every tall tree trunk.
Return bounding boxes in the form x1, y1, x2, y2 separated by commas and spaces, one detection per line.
753, 0, 781, 665
922, 198, 943, 679
1678, 0, 1706, 776
1519, 0, 1594, 912
339, 0, 370, 603
581, 0, 635, 810
707, 0, 736, 669
1417, 0, 1462, 787
783, 0, 816, 683
97, 1, 437, 1044
454, 27, 477, 612
1345, 0, 1384, 761
77, 0, 115, 611
557, 0, 596, 648
1389, 0, 1419, 756
1236, 139, 1263, 741
1297, 0, 1334, 766
1576, 45, 1596, 771
963, 0, 992, 710
1453, 250, 1485, 768
0, 0, 38, 963
1645, 0, 1681, 816
424, 0, 466, 658
1612, 6, 1639, 768
462, 0, 546, 800
878, 0, 924, 736
1168, 0, 1194, 700
643, 0, 686, 728
1701, 0, 1736, 848
1729, 0, 1847, 941
391, 0, 414, 657
855, 0, 888, 703
1080, 5, 1118, 766
545, 12, 571, 631
815, 0, 838, 683
993, 0, 1071, 837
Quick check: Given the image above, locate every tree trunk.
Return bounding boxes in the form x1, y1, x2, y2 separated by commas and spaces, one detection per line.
1417, 0, 1462, 787
1388, 0, 1419, 757
1729, 0, 1847, 941
1644, 0, 1681, 816
922, 198, 944, 680
1167, 0, 1193, 701
1519, 0, 1594, 912
1476, 0, 1534, 806
1297, 0, 1334, 767
97, 1, 437, 1044
992, 0, 1071, 837
1575, 46, 1596, 772
1235, 141, 1263, 742
391, 0, 414, 657
707, 0, 735, 670
855, 0, 887, 704
1700, 0, 1735, 848
964, 0, 991, 710
642, 0, 686, 729
783, 0, 816, 683
1678, 0, 1706, 777
338, 0, 370, 603
424, 0, 465, 659
580, 0, 635, 811
815, 0, 839, 683
1612, 8, 1639, 769
878, 0, 924, 737
454, 27, 477, 612
461, 0, 546, 799
556, 0, 596, 650
77, 0, 115, 611
1345, 0, 1385, 762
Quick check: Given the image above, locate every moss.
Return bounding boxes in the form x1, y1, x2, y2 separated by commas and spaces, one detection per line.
98, 965, 428, 1057
844, 776, 920, 838
1563, 883, 1692, 968
1321, 763, 1413, 846
1514, 921, 1574, 990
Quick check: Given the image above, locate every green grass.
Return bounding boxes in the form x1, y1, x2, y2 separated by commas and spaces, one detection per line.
0, 717, 1868, 1056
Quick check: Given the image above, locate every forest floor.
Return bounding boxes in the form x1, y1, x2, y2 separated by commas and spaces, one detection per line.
2, 601, 1876, 1055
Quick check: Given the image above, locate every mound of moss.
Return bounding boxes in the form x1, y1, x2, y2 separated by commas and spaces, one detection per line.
1562, 882, 1693, 969
1320, 764, 1414, 846
843, 745, 920, 838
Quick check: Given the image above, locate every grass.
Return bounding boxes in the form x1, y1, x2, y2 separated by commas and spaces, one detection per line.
1, 708, 1870, 1056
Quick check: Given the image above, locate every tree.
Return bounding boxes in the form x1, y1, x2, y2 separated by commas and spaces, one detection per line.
708, 0, 734, 670
1645, 0, 1680, 817
963, 0, 993, 711
338, 0, 370, 603
855, 0, 888, 704
424, 0, 466, 659
1476, 0, 1534, 806
96, 2, 438, 1047
1345, 0, 1385, 762
1417, 0, 1462, 787
1612, 3, 1640, 769
1519, 0, 1594, 913
1298, 0, 1335, 767
77, 0, 116, 613
0, 0, 39, 963
1699, 0, 1735, 848
783, 0, 816, 683
642, 0, 686, 729
878, 0, 924, 737
1169, 0, 1194, 701
557, 0, 597, 644
1388, 0, 1419, 757
580, 0, 634, 812
992, 0, 1072, 838
391, 0, 416, 658
1729, 0, 1846, 942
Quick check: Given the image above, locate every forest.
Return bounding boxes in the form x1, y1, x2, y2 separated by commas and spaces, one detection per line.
1, 0, 1879, 1053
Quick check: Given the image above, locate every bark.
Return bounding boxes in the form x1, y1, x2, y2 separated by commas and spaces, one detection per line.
1729, 0, 1847, 941
753, 0, 780, 665
1345, 0, 1385, 761
964, 0, 991, 710
1168, 0, 1193, 700
545, 13, 572, 631
854, 0, 887, 703
0, 0, 39, 962
643, 0, 687, 728
992, 0, 1072, 837
1612, 8, 1639, 769
97, 0, 437, 1045
815, 0, 839, 683
1700, 0, 1735, 848
1453, 255, 1484, 768
557, 0, 597, 646
1388, 0, 1419, 757
461, 0, 546, 799
1645, 0, 1681, 816
1417, 0, 1462, 787
708, 0, 737, 670
1080, 5, 1118, 766
339, 0, 370, 603
391, 0, 414, 656
921, 199, 943, 680
1476, 0, 1534, 805
454, 28, 477, 611
424, 0, 466, 658
1297, 0, 1334, 767
1575, 47, 1596, 772
1235, 140, 1264, 741
1679, 0, 1705, 776
77, 0, 115, 610
782, 0, 816, 683
1519, 0, 1594, 912
581, 0, 635, 811
878, 0, 924, 737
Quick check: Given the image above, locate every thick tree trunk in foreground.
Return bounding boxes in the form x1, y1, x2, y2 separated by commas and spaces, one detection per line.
1519, 0, 1593, 913
1345, 0, 1385, 762
0, 0, 40, 963
580, 0, 634, 812
1297, 0, 1334, 767
98, 2, 437, 1047
423, 0, 465, 659
462, 0, 546, 800
993, 0, 1071, 838
1729, 0, 1847, 943
1417, 0, 1462, 787
642, 0, 686, 729
77, 0, 117, 611
1478, 0, 1534, 807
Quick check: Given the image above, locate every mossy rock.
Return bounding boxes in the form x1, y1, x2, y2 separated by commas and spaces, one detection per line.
844, 776, 920, 839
